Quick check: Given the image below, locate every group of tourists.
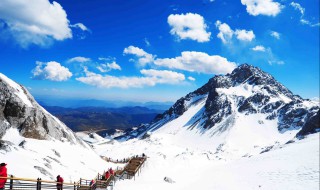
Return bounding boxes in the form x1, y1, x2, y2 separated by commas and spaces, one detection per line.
0, 154, 147, 190
103, 168, 115, 180
0, 163, 65, 190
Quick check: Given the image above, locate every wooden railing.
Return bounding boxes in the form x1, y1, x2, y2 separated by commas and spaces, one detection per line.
0, 155, 147, 190
1, 176, 79, 190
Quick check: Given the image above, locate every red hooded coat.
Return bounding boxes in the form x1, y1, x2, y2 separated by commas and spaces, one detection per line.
0, 165, 7, 188
109, 168, 114, 175
105, 171, 110, 179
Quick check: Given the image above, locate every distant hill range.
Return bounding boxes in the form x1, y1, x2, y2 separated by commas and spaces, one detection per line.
42, 106, 165, 132
36, 97, 173, 110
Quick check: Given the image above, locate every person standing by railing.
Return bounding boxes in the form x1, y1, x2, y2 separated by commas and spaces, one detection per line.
109, 168, 114, 176
0, 163, 7, 190
105, 171, 110, 180
56, 175, 64, 190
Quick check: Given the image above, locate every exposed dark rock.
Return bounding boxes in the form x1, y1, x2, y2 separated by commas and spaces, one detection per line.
0, 73, 85, 145
296, 110, 320, 137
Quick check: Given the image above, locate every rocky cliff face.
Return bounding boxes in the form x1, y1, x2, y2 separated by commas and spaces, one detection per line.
119, 64, 319, 140
0, 73, 83, 145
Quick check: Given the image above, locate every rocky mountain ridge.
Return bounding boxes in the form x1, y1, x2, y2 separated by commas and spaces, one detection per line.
119, 64, 319, 140
0, 73, 84, 145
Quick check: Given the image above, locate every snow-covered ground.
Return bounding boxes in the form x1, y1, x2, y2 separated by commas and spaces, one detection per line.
1, 128, 122, 183
89, 96, 319, 190
93, 132, 319, 190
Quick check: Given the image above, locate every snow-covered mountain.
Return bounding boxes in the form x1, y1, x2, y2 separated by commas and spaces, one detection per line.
89, 64, 319, 190
0, 73, 84, 144
0, 73, 118, 181
118, 64, 319, 157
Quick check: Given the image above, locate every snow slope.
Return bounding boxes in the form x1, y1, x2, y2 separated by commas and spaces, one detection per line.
93, 132, 319, 190
1, 128, 122, 182
0, 73, 122, 182
89, 64, 319, 189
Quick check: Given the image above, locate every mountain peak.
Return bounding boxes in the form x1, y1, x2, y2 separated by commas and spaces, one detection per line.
118, 64, 319, 141
230, 63, 272, 84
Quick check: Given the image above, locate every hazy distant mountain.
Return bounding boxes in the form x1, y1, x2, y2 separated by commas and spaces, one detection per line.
36, 97, 173, 110
43, 106, 164, 132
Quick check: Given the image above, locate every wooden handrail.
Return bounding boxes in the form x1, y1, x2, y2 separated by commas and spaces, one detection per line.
1, 155, 147, 190
0, 176, 78, 186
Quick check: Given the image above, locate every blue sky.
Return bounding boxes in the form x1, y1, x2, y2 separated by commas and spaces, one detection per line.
0, 0, 319, 103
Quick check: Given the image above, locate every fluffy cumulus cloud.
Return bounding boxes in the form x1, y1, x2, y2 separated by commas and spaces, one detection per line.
67, 56, 91, 63
76, 67, 185, 88
123, 46, 155, 66
167, 13, 211, 42
154, 51, 237, 74
234, 29, 255, 41
251, 45, 266, 52
32, 61, 72, 81
97, 62, 121, 73
270, 31, 280, 39
215, 21, 233, 44
0, 0, 73, 47
215, 21, 255, 43
241, 0, 282, 16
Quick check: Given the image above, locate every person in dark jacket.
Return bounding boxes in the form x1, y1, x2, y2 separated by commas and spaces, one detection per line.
0, 163, 7, 190
56, 175, 64, 190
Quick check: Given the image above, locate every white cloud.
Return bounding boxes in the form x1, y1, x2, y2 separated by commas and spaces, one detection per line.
270, 31, 280, 39
215, 20, 255, 43
251, 45, 266, 52
144, 38, 151, 46
123, 46, 155, 66
70, 23, 89, 31
76, 68, 185, 88
154, 51, 237, 74
0, 0, 73, 47
97, 62, 121, 72
124, 46, 236, 74
241, 0, 282, 16
168, 13, 211, 42
67, 56, 91, 63
290, 2, 305, 15
290, 2, 320, 27
32, 61, 72, 81
215, 20, 233, 44
234, 29, 255, 41
300, 19, 320, 27
268, 60, 284, 65
188, 76, 196, 81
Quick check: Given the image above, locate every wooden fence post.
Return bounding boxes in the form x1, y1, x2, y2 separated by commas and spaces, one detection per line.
37, 178, 42, 190
9, 175, 13, 190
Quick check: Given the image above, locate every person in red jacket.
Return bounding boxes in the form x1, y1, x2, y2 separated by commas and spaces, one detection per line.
105, 171, 110, 180
108, 168, 114, 176
0, 163, 7, 190
56, 175, 64, 190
